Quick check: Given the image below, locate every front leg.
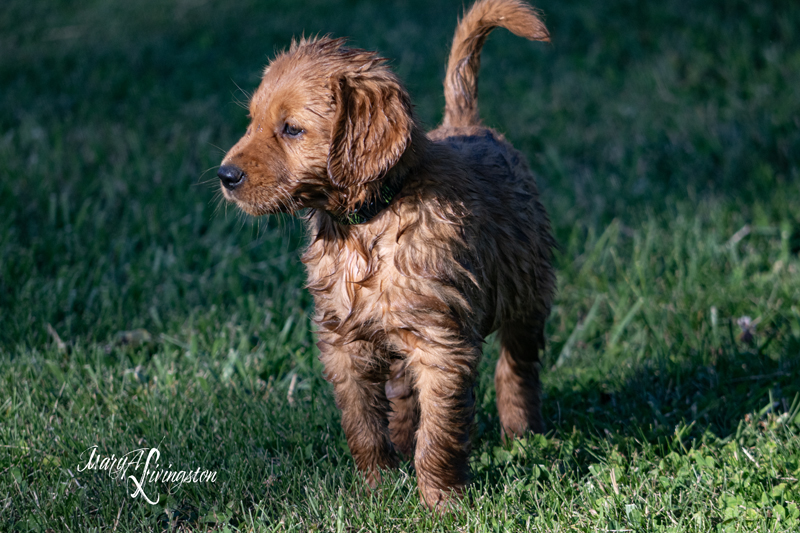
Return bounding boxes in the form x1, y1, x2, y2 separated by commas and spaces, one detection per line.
317, 333, 397, 487
398, 328, 480, 509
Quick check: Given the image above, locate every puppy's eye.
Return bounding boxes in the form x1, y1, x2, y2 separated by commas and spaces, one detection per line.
282, 123, 304, 138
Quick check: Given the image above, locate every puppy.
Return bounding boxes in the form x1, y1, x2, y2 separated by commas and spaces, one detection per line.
218, 0, 555, 509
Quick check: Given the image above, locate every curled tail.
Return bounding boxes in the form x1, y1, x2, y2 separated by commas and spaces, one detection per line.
442, 0, 549, 128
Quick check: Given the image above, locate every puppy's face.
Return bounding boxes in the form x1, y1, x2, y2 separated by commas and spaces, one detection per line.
219, 38, 415, 217
218, 57, 335, 216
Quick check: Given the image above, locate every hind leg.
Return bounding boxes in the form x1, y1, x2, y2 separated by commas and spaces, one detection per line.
495, 318, 546, 440
385, 360, 419, 458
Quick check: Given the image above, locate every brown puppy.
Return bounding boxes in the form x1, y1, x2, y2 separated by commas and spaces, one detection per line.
218, 0, 555, 509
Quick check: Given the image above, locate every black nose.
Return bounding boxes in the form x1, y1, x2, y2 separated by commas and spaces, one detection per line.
218, 164, 245, 190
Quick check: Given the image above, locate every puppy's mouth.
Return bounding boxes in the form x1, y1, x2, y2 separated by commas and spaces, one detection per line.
220, 185, 294, 217
218, 164, 311, 217
216, 169, 269, 217
219, 185, 256, 215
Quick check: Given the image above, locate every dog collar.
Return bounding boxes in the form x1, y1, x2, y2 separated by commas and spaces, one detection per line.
329, 175, 406, 225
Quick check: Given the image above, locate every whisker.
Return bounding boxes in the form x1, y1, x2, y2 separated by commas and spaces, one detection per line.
231, 80, 253, 111
207, 143, 229, 154
232, 79, 252, 100
195, 177, 221, 188
236, 209, 249, 235
194, 165, 222, 187
210, 195, 226, 218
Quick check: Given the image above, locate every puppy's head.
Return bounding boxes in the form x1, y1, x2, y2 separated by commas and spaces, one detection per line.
218, 38, 416, 217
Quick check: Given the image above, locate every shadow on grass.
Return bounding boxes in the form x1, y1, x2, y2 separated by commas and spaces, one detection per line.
470, 328, 800, 491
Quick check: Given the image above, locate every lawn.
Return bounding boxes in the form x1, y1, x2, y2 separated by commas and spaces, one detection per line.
1, 0, 800, 530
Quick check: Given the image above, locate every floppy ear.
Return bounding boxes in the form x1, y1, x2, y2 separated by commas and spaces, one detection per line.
327, 74, 414, 188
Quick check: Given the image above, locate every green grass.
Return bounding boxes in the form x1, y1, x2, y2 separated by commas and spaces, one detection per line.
2, 0, 800, 530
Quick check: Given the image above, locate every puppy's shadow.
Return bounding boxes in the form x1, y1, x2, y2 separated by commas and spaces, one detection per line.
471, 333, 800, 487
